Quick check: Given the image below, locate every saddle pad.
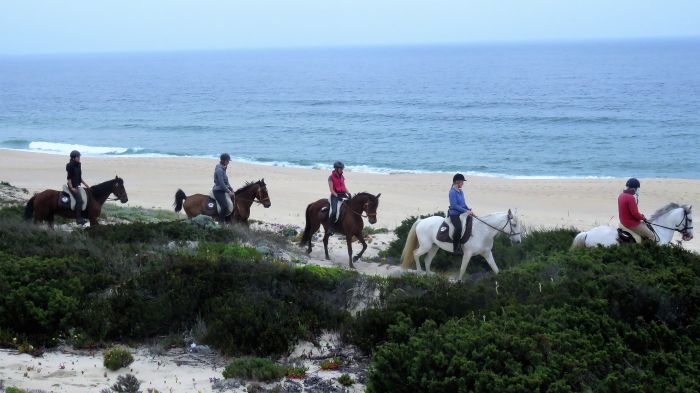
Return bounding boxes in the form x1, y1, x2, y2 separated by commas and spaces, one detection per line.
208, 190, 234, 214
323, 198, 346, 223
436, 214, 473, 244
61, 185, 88, 211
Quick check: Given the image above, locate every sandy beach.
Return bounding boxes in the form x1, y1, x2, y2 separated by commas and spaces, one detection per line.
1, 149, 698, 252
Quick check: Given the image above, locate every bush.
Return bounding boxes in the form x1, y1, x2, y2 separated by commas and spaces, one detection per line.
5, 388, 28, 393
110, 373, 141, 393
222, 357, 285, 382
103, 346, 134, 371
319, 357, 342, 370
337, 373, 354, 387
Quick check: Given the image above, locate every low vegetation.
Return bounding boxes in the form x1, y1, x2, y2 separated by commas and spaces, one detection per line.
103, 346, 134, 371
1, 183, 699, 392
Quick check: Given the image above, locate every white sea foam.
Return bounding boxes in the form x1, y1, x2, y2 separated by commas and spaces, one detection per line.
28, 141, 140, 156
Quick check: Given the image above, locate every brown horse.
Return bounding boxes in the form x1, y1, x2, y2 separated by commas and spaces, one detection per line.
24, 176, 129, 227
300, 192, 381, 268
174, 179, 271, 224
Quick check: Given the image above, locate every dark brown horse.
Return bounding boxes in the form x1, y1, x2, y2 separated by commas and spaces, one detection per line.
24, 176, 129, 227
174, 179, 271, 224
300, 192, 381, 268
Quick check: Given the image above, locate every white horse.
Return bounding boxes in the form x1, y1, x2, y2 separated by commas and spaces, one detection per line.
571, 203, 694, 248
400, 210, 522, 281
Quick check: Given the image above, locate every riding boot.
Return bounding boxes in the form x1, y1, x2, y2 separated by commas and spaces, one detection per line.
75, 209, 86, 225
453, 241, 463, 256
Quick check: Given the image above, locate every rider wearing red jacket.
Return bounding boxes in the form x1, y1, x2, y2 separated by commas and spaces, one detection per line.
618, 178, 654, 242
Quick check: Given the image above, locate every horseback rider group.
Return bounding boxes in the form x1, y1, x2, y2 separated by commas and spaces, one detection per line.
60, 151, 658, 249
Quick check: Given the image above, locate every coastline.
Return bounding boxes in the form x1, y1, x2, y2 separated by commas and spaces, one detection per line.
1, 148, 698, 252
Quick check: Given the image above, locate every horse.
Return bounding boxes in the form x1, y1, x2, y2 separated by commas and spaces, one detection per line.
571, 203, 693, 248
174, 179, 271, 224
23, 176, 129, 227
400, 210, 522, 282
300, 192, 381, 269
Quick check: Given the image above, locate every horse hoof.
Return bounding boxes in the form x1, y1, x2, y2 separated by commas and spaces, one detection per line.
352, 256, 360, 262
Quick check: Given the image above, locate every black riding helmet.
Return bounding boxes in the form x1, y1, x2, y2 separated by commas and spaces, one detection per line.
453, 173, 466, 183
220, 153, 231, 162
333, 161, 345, 169
70, 150, 81, 159
626, 177, 640, 189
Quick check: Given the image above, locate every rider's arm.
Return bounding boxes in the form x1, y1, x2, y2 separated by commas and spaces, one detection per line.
328, 176, 337, 197
627, 197, 646, 221
449, 189, 468, 213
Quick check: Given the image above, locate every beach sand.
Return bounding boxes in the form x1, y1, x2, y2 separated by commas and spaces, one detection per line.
1, 149, 698, 253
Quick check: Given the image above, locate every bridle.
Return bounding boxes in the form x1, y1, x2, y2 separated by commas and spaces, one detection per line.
234, 184, 270, 205
106, 181, 127, 202
473, 213, 522, 239
348, 198, 377, 220
648, 209, 693, 238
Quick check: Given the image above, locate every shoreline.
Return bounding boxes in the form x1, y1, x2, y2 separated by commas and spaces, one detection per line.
1, 149, 698, 252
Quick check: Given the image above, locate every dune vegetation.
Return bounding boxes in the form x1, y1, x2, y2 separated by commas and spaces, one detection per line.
1, 184, 699, 392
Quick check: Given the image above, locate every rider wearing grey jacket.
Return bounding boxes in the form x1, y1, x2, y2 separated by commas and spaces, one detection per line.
213, 153, 234, 223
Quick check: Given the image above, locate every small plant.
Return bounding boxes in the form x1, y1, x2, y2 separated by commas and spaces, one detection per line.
111, 373, 141, 393
5, 387, 28, 393
285, 364, 307, 379
103, 346, 134, 371
319, 357, 342, 370
337, 373, 354, 387
222, 357, 285, 382
362, 226, 389, 236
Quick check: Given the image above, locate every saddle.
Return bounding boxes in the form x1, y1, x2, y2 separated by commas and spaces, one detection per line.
436, 214, 473, 244
59, 185, 88, 211
616, 223, 654, 244
206, 190, 234, 215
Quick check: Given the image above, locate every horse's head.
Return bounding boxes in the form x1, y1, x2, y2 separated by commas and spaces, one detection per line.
112, 176, 128, 203
680, 205, 693, 241
506, 209, 522, 244
257, 179, 271, 208
354, 192, 380, 224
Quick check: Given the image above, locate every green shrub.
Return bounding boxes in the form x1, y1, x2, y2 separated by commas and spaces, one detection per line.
5, 387, 28, 393
285, 364, 308, 379
222, 357, 285, 381
337, 373, 354, 386
103, 346, 134, 371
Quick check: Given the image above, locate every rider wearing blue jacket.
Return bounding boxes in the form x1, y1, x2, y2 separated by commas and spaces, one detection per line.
448, 173, 472, 256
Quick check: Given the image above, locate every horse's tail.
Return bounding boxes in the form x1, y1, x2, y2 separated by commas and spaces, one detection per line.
300, 202, 315, 246
570, 232, 587, 249
174, 189, 187, 213
24, 196, 35, 221
400, 219, 421, 269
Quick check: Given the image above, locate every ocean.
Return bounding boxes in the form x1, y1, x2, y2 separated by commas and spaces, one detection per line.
1, 39, 699, 179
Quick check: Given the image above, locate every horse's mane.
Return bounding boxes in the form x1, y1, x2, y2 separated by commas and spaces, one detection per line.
351, 192, 375, 200
649, 203, 688, 221
235, 179, 264, 194
90, 177, 121, 197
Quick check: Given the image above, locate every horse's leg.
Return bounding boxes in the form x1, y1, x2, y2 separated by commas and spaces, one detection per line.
352, 233, 368, 264
346, 236, 356, 269
423, 245, 439, 273
323, 227, 331, 260
412, 242, 433, 272
482, 250, 500, 274
458, 249, 474, 282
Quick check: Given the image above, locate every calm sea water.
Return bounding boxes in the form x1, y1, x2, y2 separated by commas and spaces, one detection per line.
1, 39, 699, 178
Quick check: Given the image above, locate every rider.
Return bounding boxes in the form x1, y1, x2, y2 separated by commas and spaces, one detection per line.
448, 173, 473, 256
327, 161, 350, 235
213, 153, 235, 223
66, 150, 90, 225
618, 177, 655, 242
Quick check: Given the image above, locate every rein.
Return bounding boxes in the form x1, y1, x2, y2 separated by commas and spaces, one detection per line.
473, 214, 521, 237
648, 210, 693, 235
347, 198, 376, 219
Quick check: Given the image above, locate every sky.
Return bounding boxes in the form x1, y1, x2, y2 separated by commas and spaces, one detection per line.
0, 0, 699, 55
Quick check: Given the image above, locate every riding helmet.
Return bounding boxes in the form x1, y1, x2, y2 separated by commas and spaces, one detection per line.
333, 161, 345, 169
220, 153, 231, 162
453, 173, 466, 183
70, 150, 81, 159
625, 177, 640, 189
